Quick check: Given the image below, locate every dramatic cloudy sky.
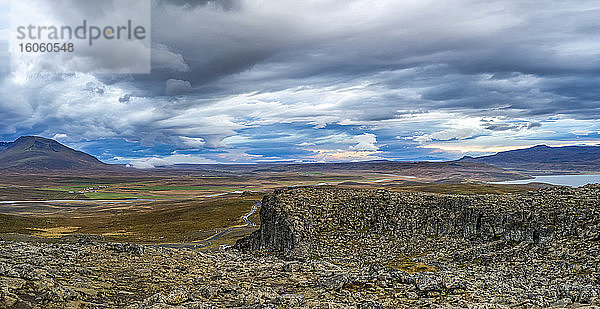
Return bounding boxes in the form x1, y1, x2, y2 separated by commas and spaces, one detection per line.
1, 0, 600, 167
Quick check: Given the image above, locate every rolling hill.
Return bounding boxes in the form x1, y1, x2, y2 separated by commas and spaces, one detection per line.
0, 136, 110, 170
459, 145, 600, 174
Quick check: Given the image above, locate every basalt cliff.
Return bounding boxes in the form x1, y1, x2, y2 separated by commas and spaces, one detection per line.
235, 186, 600, 307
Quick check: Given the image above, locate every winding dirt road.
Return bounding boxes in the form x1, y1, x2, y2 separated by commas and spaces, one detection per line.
157, 200, 260, 249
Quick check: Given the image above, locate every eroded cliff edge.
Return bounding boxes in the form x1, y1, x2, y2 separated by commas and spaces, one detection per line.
235, 185, 600, 306
236, 186, 599, 258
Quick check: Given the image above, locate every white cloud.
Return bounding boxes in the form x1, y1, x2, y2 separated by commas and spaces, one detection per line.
52, 133, 68, 140
127, 153, 218, 168
413, 117, 484, 142
128, 157, 172, 169
165, 79, 192, 95
180, 136, 205, 148
414, 127, 481, 143
306, 148, 383, 162
152, 43, 190, 72
349, 133, 379, 151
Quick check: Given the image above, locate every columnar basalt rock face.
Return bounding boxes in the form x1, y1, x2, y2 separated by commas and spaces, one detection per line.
234, 185, 600, 307
236, 186, 600, 260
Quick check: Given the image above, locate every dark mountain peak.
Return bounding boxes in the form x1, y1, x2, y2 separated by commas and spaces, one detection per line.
11, 136, 67, 152
0, 136, 111, 171
14, 135, 55, 144
458, 144, 600, 173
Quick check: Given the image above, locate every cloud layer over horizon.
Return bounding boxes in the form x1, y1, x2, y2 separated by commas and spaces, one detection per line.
1, 0, 600, 166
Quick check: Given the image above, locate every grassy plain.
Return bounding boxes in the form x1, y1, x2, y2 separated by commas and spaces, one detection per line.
0, 165, 537, 246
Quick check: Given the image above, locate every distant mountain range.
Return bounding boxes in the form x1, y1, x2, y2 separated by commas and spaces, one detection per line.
0, 136, 110, 170
459, 145, 600, 174
2, 136, 598, 176
0, 136, 524, 182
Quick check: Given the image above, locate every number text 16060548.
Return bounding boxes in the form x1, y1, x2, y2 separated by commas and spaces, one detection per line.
19, 43, 74, 53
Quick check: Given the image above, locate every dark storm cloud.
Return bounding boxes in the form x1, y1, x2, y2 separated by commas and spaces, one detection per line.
141, 0, 600, 121
159, 0, 242, 11
482, 121, 542, 132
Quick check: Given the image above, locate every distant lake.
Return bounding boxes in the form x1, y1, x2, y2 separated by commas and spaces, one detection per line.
492, 174, 600, 187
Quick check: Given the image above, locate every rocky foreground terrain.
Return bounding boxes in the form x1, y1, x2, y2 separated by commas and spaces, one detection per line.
236, 185, 600, 307
1, 186, 599, 308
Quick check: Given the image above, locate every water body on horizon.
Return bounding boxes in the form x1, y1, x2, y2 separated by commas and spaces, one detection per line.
492, 175, 600, 188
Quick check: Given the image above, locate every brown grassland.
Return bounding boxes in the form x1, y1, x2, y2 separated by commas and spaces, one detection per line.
0, 166, 538, 247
